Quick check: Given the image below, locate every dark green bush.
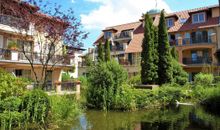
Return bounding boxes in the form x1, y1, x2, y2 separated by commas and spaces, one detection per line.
86, 60, 128, 110
194, 73, 214, 86
21, 89, 50, 125
214, 76, 220, 84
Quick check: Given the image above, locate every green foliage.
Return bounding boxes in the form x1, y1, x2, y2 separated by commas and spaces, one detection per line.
114, 84, 136, 110
0, 69, 28, 99
172, 59, 188, 85
214, 76, 220, 84
104, 40, 111, 62
153, 26, 159, 83
84, 55, 93, 67
194, 73, 214, 86
97, 42, 104, 62
62, 72, 72, 82
50, 95, 81, 123
201, 86, 220, 113
128, 74, 141, 85
21, 89, 50, 125
87, 60, 128, 110
7, 40, 18, 50
78, 76, 88, 89
171, 47, 178, 60
141, 13, 158, 84
158, 10, 173, 85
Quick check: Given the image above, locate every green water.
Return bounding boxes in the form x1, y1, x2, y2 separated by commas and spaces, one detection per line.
60, 106, 220, 130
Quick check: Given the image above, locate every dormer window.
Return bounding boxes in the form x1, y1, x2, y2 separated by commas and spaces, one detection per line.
192, 12, 205, 24
166, 18, 174, 28
104, 31, 112, 39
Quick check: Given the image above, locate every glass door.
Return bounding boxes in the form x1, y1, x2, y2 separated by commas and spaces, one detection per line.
191, 51, 198, 63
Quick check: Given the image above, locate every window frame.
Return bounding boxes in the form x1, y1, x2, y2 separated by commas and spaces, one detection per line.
192, 12, 206, 24
166, 18, 174, 28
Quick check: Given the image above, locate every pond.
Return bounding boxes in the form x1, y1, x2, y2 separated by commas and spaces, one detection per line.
59, 105, 220, 130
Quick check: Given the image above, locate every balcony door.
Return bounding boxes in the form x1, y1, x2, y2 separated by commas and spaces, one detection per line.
191, 51, 198, 63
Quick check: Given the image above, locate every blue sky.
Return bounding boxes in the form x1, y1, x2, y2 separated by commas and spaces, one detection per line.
51, 0, 218, 50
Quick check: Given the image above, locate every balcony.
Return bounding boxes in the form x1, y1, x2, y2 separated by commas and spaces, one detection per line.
0, 14, 30, 33
0, 48, 71, 65
173, 35, 216, 47
111, 45, 124, 51
183, 57, 212, 65
113, 31, 132, 42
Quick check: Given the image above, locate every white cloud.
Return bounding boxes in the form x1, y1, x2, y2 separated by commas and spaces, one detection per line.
71, 0, 76, 3
81, 0, 171, 30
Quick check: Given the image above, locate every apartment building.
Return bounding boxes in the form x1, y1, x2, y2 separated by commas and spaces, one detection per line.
93, 5, 220, 80
0, 0, 75, 84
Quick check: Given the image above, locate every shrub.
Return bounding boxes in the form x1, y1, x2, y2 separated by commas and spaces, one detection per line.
172, 59, 188, 85
78, 76, 88, 89
86, 60, 128, 110
194, 73, 214, 86
62, 72, 72, 82
50, 95, 81, 123
21, 89, 50, 125
114, 84, 136, 110
128, 74, 141, 85
214, 76, 220, 84
0, 69, 28, 99
201, 86, 220, 114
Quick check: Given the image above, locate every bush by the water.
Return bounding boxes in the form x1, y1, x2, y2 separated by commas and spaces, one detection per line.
86, 60, 131, 110
0, 69, 81, 129
50, 95, 81, 124
194, 73, 214, 86
21, 90, 50, 125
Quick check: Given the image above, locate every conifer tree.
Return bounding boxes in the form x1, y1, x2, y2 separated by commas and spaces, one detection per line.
141, 13, 157, 84
105, 40, 111, 61
153, 26, 159, 84
97, 42, 104, 62
158, 10, 173, 84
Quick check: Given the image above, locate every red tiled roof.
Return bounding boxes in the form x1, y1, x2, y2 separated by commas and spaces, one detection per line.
95, 4, 220, 53
178, 17, 219, 32
93, 22, 141, 45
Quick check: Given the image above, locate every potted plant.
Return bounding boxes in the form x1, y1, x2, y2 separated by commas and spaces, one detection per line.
7, 40, 19, 60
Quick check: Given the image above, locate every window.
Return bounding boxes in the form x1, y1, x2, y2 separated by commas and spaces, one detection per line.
191, 51, 198, 62
185, 33, 190, 39
180, 18, 187, 24
15, 69, 31, 78
15, 69, 22, 77
166, 18, 174, 27
18, 40, 32, 52
192, 12, 205, 23
104, 31, 112, 39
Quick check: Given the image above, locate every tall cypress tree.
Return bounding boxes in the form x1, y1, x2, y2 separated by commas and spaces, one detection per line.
158, 10, 173, 85
97, 42, 104, 62
153, 26, 159, 84
141, 13, 157, 84
105, 39, 111, 61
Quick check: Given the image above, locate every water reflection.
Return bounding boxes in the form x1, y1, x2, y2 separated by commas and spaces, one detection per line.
60, 106, 220, 130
